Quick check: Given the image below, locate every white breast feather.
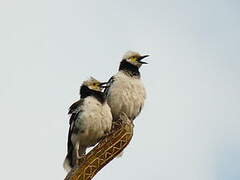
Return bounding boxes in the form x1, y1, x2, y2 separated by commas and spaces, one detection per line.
71, 97, 112, 147
107, 71, 146, 120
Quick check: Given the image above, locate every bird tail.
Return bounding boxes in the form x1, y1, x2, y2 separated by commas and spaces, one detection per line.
64, 122, 76, 172
63, 137, 75, 172
63, 143, 87, 172
63, 147, 74, 172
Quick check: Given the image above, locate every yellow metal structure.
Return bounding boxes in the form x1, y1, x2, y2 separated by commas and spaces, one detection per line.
65, 114, 134, 180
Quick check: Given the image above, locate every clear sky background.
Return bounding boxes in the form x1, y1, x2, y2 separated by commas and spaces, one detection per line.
0, 0, 239, 179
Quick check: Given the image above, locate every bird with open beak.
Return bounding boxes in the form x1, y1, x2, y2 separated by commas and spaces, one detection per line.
104, 51, 149, 122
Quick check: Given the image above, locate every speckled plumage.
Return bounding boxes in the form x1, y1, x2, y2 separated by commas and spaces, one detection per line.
64, 79, 112, 172
105, 51, 148, 121
106, 71, 146, 121
70, 97, 112, 148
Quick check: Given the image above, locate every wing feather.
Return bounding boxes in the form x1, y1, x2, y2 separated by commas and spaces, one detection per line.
66, 99, 84, 166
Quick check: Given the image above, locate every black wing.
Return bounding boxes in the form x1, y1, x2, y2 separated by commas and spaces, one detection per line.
66, 99, 84, 166
68, 99, 84, 125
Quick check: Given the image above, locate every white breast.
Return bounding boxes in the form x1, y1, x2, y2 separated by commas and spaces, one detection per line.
72, 97, 112, 147
107, 71, 146, 121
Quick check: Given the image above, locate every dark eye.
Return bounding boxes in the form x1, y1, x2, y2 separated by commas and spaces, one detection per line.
93, 83, 96, 86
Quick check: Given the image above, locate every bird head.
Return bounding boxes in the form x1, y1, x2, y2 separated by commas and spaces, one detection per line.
82, 77, 108, 92
122, 51, 149, 68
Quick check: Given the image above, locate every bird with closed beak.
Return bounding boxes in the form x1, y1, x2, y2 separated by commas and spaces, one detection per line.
105, 51, 149, 122
63, 77, 112, 172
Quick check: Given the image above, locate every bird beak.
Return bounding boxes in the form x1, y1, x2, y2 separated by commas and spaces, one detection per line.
138, 55, 149, 64
100, 82, 110, 88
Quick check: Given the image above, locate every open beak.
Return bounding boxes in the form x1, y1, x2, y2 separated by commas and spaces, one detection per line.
100, 82, 110, 88
137, 55, 149, 64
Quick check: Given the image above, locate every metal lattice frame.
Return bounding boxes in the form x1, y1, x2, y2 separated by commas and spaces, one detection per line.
65, 114, 134, 180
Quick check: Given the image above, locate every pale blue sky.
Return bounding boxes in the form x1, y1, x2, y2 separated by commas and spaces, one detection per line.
0, 0, 239, 179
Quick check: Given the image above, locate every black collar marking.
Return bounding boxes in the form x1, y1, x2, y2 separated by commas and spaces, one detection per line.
80, 85, 105, 104
119, 60, 140, 77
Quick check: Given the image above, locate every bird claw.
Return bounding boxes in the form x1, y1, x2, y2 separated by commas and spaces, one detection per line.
76, 155, 86, 166
76, 153, 85, 160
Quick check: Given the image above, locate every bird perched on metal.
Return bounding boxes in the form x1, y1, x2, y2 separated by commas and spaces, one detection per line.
63, 77, 112, 172
105, 51, 149, 122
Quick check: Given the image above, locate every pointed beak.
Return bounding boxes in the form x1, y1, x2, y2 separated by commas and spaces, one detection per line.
138, 55, 149, 64
99, 82, 109, 88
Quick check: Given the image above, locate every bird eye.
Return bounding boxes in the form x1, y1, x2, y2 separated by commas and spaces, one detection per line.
93, 83, 96, 86
131, 56, 137, 61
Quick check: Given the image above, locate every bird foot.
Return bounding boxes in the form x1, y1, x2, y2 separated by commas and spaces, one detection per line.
76, 155, 86, 166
